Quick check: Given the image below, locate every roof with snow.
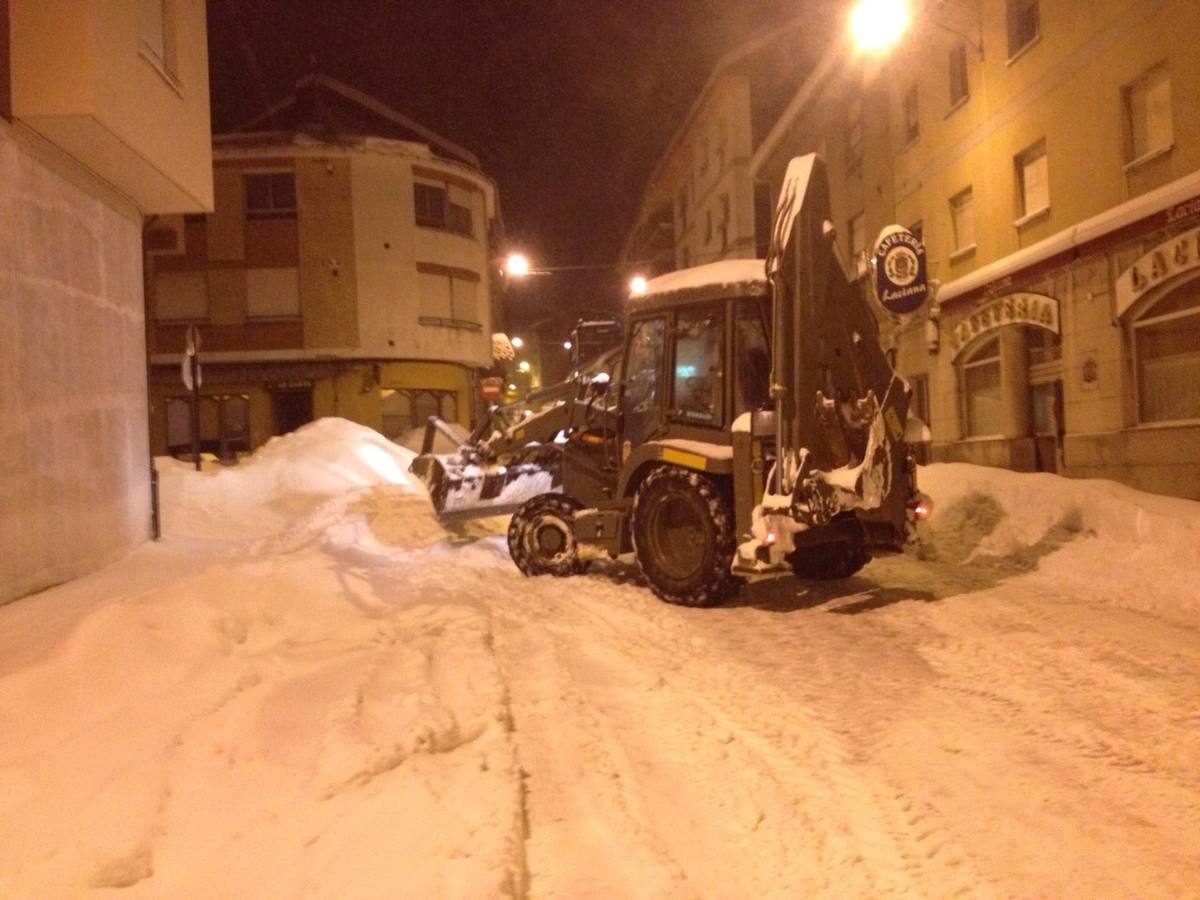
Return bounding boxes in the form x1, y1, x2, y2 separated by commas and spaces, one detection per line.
214, 73, 480, 169
630, 259, 768, 310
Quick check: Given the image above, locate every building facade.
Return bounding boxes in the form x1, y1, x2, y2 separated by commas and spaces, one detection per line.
619, 21, 823, 277
1, 0, 213, 603
647, 0, 1200, 500
145, 76, 502, 458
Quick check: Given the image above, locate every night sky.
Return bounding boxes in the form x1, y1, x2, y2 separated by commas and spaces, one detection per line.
207, 0, 811, 335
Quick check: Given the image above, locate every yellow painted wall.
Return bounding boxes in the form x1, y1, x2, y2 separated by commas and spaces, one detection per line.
297, 157, 360, 348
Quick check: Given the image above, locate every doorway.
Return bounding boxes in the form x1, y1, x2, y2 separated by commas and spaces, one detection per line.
271, 388, 313, 436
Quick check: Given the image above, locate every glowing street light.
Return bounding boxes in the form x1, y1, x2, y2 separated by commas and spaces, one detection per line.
505, 253, 531, 277
518, 360, 531, 373
850, 0, 910, 53
563, 340, 573, 350
629, 274, 648, 296
511, 336, 524, 349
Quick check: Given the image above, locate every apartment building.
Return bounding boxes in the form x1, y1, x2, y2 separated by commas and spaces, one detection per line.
642, 0, 1200, 500
145, 75, 502, 458
1, 0, 213, 603
619, 20, 822, 276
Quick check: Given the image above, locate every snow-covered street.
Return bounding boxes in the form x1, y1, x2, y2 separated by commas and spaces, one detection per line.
2, 420, 1198, 899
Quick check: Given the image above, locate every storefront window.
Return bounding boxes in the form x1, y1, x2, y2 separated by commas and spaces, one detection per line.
1134, 282, 1200, 423
381, 389, 459, 439
961, 337, 1003, 436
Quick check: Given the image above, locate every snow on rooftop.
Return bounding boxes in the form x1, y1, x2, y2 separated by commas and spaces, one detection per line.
639, 259, 767, 298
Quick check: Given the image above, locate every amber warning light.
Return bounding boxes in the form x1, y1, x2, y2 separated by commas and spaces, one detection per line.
910, 495, 934, 520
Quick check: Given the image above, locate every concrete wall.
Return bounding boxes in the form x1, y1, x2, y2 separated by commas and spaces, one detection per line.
0, 121, 150, 603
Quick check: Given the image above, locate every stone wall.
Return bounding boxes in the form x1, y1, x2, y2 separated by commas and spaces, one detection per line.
0, 121, 150, 604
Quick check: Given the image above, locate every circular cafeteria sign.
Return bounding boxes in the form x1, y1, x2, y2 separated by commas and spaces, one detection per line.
872, 226, 928, 314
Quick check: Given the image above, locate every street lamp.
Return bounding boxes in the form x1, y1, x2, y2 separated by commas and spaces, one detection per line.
629, 274, 648, 296
511, 336, 524, 349
850, 0, 983, 58
850, 0, 910, 53
505, 253, 531, 278
518, 360, 531, 373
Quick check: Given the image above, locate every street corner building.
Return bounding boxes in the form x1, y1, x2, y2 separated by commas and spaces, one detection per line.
625, 0, 1200, 501
1, 0, 213, 603
144, 73, 503, 460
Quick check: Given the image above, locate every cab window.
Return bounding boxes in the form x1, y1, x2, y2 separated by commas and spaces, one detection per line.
623, 317, 665, 445
735, 302, 771, 412
671, 305, 724, 427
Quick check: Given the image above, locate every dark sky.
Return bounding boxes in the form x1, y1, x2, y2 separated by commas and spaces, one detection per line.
207, 0, 812, 332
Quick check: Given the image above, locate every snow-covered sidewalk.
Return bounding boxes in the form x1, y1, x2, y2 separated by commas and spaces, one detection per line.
1, 419, 1197, 898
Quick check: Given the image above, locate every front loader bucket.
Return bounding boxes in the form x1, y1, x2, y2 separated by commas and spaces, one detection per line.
411, 449, 561, 523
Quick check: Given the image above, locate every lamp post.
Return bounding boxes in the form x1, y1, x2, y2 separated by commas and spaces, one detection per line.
849, 0, 983, 58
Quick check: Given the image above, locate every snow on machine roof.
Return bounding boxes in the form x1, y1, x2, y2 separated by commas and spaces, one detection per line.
630, 259, 768, 309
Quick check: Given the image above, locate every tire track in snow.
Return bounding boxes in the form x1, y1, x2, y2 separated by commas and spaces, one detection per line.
491, 573, 984, 898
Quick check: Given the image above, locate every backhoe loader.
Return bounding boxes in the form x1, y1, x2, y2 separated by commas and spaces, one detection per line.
410, 154, 930, 605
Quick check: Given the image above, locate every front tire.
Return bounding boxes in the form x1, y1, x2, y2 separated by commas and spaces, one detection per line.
632, 466, 738, 607
508, 495, 587, 577
788, 542, 871, 580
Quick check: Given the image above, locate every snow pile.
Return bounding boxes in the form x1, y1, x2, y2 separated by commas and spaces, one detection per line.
158, 418, 424, 540
920, 463, 1200, 617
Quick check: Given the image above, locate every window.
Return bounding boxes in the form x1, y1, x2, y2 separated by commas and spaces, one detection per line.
623, 317, 665, 445
671, 306, 724, 427
414, 181, 473, 236
903, 87, 919, 144
417, 265, 481, 327
910, 372, 931, 429
961, 336, 1003, 436
1016, 140, 1049, 220
380, 389, 459, 438
1124, 65, 1172, 163
735, 303, 771, 413
1025, 325, 1061, 365
1006, 0, 1039, 58
246, 267, 300, 318
138, 0, 177, 80
244, 173, 297, 220
1133, 280, 1200, 423
846, 96, 864, 170
718, 193, 731, 251
166, 394, 250, 459
848, 211, 867, 277
950, 187, 975, 252
155, 270, 207, 321
949, 43, 969, 107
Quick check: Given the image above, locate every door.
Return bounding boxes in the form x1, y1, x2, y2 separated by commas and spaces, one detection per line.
271, 388, 314, 436
1030, 378, 1063, 473
621, 317, 666, 450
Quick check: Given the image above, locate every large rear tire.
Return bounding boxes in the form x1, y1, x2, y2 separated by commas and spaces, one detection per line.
632, 466, 738, 607
508, 495, 588, 577
788, 542, 871, 580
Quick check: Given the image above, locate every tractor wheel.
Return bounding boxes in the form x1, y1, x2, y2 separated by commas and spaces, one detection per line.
787, 542, 872, 580
507, 495, 588, 577
632, 466, 738, 607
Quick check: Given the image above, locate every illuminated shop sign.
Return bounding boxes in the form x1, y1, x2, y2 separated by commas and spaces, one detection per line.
1114, 225, 1200, 318
948, 292, 1060, 358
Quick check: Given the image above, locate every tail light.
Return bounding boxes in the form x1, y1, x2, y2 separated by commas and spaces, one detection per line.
909, 494, 933, 521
